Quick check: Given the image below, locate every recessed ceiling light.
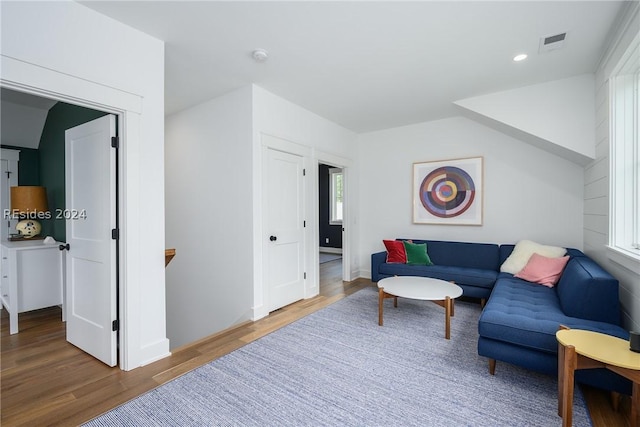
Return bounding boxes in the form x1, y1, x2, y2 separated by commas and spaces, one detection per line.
513, 54, 528, 62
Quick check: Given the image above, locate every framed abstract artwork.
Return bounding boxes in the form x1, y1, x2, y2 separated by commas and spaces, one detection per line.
413, 156, 483, 225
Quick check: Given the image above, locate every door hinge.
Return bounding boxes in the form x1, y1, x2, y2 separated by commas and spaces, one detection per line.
303, 220, 306, 227
112, 319, 119, 331
111, 228, 119, 240
304, 272, 307, 280
111, 136, 119, 149
303, 168, 306, 176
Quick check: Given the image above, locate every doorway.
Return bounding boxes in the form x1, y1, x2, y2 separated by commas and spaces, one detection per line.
0, 88, 120, 366
318, 163, 344, 292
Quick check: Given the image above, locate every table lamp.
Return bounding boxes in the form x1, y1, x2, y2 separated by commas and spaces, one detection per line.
10, 186, 49, 239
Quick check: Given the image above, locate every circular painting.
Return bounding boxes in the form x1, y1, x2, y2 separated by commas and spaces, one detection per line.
419, 166, 476, 218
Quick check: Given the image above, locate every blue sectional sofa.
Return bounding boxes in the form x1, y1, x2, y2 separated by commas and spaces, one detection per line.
372, 240, 500, 303
370, 239, 631, 394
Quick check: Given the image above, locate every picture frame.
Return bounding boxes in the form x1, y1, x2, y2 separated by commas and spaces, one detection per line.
413, 156, 483, 225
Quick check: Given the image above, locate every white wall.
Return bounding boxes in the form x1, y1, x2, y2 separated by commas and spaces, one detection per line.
454, 74, 596, 165
252, 86, 359, 318
165, 87, 254, 349
253, 86, 357, 158
588, 3, 640, 331
165, 85, 358, 346
357, 116, 584, 278
1, 1, 169, 369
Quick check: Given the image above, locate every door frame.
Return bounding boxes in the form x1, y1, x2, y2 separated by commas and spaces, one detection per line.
314, 151, 352, 285
0, 72, 137, 369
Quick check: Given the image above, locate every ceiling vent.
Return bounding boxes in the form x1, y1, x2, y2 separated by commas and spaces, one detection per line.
539, 32, 567, 53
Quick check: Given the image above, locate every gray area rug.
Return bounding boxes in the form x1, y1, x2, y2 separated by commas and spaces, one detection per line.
85, 287, 591, 426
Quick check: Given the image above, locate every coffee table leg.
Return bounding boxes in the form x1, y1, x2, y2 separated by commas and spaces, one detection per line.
449, 281, 455, 317
558, 341, 565, 417
445, 296, 451, 340
378, 287, 384, 326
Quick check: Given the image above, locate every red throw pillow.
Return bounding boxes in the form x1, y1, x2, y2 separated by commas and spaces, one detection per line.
383, 240, 407, 263
515, 253, 570, 287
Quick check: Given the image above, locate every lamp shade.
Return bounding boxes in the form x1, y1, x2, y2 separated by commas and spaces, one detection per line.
10, 186, 49, 213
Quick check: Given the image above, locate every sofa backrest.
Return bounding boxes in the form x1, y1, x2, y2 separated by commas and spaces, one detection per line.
556, 256, 621, 325
399, 239, 499, 270
498, 245, 586, 266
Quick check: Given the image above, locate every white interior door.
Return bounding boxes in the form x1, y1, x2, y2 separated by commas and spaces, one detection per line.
266, 148, 305, 311
65, 114, 117, 366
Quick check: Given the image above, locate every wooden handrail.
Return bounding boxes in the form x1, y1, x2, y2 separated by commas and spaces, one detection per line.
165, 248, 176, 267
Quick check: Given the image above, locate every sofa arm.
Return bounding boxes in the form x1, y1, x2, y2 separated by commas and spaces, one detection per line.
557, 257, 621, 325
371, 251, 387, 282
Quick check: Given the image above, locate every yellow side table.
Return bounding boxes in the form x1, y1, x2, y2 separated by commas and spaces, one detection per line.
556, 329, 640, 427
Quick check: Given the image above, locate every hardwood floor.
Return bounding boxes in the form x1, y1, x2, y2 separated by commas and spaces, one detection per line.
0, 259, 630, 426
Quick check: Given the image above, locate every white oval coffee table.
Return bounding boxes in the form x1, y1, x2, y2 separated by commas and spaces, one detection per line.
377, 276, 463, 339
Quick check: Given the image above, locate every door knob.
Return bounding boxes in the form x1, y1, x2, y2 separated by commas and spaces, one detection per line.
59, 243, 70, 251
269, 235, 277, 241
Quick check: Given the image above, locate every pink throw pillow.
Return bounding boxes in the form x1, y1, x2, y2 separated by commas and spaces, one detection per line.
383, 240, 407, 263
515, 253, 570, 287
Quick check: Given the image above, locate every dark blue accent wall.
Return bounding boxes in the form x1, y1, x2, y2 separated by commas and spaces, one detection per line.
318, 163, 342, 249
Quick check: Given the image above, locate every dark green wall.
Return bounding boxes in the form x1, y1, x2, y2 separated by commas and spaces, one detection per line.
38, 103, 108, 241
0, 145, 40, 185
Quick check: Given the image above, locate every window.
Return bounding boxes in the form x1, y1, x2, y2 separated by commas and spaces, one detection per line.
609, 34, 640, 265
329, 168, 343, 225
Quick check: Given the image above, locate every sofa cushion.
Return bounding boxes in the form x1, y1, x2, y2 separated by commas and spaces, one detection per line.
403, 241, 433, 266
499, 245, 585, 266
514, 253, 570, 287
400, 239, 499, 270
500, 240, 566, 274
383, 240, 406, 263
479, 278, 629, 354
556, 257, 621, 325
378, 263, 497, 289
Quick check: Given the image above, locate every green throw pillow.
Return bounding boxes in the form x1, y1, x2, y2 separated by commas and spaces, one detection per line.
403, 241, 434, 266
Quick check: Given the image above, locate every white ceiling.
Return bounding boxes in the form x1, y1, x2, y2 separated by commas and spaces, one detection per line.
77, 1, 624, 133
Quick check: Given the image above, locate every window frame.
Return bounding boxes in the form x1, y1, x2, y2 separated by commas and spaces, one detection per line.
329, 167, 343, 225
608, 33, 640, 273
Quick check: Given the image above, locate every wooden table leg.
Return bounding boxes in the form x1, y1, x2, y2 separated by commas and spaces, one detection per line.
558, 341, 565, 417
560, 344, 577, 427
378, 287, 384, 326
444, 296, 451, 340
449, 281, 455, 317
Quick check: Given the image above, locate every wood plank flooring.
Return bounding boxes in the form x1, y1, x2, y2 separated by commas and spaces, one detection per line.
0, 259, 630, 426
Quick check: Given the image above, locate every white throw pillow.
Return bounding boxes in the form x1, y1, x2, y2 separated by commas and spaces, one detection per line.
500, 240, 567, 275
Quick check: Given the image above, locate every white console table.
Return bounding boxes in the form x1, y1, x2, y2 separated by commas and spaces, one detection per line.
1, 240, 65, 334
